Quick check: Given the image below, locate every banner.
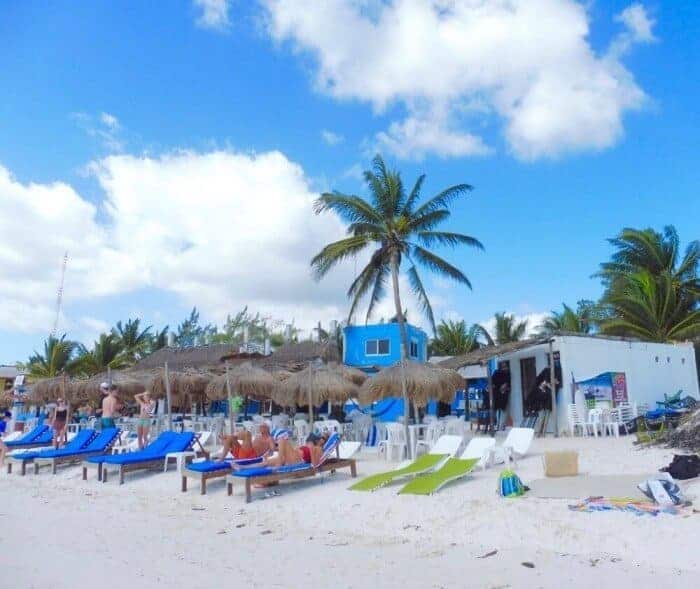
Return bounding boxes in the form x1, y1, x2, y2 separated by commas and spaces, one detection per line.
575, 372, 628, 408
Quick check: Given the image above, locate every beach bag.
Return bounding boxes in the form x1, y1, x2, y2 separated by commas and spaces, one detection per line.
662, 454, 700, 480
498, 469, 526, 498
637, 473, 684, 506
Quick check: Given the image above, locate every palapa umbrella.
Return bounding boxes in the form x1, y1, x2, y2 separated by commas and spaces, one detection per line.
359, 361, 463, 407
279, 365, 359, 421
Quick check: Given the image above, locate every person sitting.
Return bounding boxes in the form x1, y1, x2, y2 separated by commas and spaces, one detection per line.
252, 423, 276, 457
261, 432, 325, 468
221, 430, 258, 460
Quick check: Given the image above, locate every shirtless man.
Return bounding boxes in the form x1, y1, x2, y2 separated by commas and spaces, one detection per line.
252, 423, 276, 457
100, 384, 119, 430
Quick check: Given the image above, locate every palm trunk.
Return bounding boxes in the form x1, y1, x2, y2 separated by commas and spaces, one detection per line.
390, 252, 412, 459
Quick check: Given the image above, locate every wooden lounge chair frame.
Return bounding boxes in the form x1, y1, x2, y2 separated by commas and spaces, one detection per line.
226, 456, 357, 503
181, 464, 233, 495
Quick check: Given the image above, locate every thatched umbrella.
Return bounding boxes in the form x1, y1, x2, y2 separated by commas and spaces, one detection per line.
205, 362, 277, 401
359, 361, 463, 408
279, 365, 359, 421
29, 375, 76, 404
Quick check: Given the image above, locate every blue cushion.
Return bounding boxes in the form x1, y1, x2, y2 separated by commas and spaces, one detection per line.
81, 428, 120, 452
5, 425, 49, 447
87, 431, 177, 464
232, 462, 310, 478
165, 432, 196, 453
187, 460, 232, 473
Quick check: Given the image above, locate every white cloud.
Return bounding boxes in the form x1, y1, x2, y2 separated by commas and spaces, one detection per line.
262, 0, 655, 160
0, 151, 359, 339
321, 129, 344, 145
72, 111, 124, 152
616, 3, 656, 43
193, 0, 231, 31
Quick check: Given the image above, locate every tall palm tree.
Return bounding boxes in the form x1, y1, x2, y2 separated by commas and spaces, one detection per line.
596, 226, 700, 342
311, 154, 482, 446
538, 302, 593, 335
113, 318, 152, 364
597, 226, 700, 298
73, 333, 129, 376
430, 319, 485, 356
27, 335, 78, 377
481, 312, 528, 345
149, 326, 170, 353
600, 270, 700, 341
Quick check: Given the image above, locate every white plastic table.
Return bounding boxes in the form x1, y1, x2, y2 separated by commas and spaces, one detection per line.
164, 451, 196, 473
407, 424, 428, 458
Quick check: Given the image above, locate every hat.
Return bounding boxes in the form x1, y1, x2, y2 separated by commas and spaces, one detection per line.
100, 382, 110, 391
305, 432, 321, 444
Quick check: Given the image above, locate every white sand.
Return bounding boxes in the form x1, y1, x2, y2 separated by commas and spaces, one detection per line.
1, 436, 698, 589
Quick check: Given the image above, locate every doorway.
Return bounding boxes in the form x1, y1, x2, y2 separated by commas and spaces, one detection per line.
520, 357, 537, 409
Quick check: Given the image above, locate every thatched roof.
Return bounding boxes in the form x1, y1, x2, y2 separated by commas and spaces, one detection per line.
436, 337, 552, 369
133, 343, 243, 371
205, 362, 279, 401
268, 341, 340, 367
359, 361, 464, 408
275, 365, 359, 407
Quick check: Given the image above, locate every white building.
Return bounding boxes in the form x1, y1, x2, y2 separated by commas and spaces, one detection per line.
440, 334, 699, 434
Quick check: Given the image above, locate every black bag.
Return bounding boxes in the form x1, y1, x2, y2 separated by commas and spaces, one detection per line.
661, 454, 700, 480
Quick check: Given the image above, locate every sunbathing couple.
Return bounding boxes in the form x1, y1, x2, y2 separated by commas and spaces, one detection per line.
222, 424, 328, 467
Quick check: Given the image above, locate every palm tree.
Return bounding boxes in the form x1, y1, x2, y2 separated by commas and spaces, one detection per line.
311, 154, 482, 447
27, 335, 78, 377
430, 319, 485, 356
539, 301, 593, 335
596, 226, 700, 342
481, 312, 528, 345
113, 318, 152, 363
149, 326, 170, 353
73, 333, 129, 376
597, 226, 700, 298
600, 270, 700, 341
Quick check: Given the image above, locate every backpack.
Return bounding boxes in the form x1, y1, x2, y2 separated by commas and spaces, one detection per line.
661, 454, 700, 480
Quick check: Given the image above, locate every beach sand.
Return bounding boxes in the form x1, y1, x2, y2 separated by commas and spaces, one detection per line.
1, 436, 698, 588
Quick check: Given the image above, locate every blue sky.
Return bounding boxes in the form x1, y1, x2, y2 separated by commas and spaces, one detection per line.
1, 0, 699, 364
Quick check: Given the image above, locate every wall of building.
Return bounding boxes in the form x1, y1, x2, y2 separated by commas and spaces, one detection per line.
343, 323, 428, 368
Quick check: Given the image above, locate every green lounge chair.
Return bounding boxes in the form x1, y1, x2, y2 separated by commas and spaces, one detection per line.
350, 435, 462, 492
398, 457, 479, 495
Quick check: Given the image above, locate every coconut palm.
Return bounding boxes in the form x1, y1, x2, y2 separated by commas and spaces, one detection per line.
538, 301, 594, 335
430, 319, 485, 356
600, 270, 700, 341
149, 326, 170, 353
73, 333, 129, 376
113, 318, 152, 363
480, 312, 527, 345
27, 335, 79, 377
311, 154, 482, 449
597, 226, 700, 298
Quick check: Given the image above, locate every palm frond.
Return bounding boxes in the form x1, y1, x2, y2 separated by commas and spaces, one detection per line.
412, 246, 471, 288
413, 183, 473, 217
417, 231, 484, 250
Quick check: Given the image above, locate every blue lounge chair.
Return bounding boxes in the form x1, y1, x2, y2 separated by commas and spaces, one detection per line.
7, 429, 96, 475
181, 455, 266, 495
4, 425, 53, 450
226, 433, 358, 503
33, 428, 121, 474
91, 432, 196, 484
82, 431, 178, 481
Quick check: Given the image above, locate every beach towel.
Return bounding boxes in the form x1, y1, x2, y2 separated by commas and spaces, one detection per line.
568, 496, 683, 516
365, 424, 378, 447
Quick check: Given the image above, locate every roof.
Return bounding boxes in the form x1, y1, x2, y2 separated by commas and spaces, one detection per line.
437, 337, 552, 369
268, 341, 340, 365
133, 344, 243, 371
0, 365, 19, 379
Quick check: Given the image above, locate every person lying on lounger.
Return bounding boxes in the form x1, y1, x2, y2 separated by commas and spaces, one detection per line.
252, 423, 276, 456
260, 432, 325, 468
221, 430, 258, 460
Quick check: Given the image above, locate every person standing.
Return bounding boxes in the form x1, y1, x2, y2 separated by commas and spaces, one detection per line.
50, 398, 70, 449
100, 384, 120, 430
134, 391, 156, 449
0, 411, 11, 466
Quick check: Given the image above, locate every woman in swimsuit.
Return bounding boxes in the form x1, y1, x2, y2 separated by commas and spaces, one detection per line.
221, 430, 258, 460
134, 391, 156, 449
50, 398, 69, 449
262, 432, 324, 468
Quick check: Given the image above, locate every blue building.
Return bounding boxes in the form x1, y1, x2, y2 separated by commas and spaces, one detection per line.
343, 323, 428, 370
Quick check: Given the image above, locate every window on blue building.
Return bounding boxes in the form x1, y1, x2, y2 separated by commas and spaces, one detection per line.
409, 340, 419, 358
366, 339, 390, 355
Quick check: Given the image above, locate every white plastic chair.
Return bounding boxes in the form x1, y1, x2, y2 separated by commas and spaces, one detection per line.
617, 403, 636, 434
601, 408, 620, 438
566, 404, 587, 437
377, 423, 407, 461
294, 419, 310, 444
585, 408, 603, 437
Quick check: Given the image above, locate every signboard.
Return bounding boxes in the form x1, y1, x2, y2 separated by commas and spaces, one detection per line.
575, 372, 628, 408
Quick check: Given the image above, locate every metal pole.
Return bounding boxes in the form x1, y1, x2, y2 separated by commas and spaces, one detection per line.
549, 340, 558, 437
486, 362, 494, 435
225, 361, 233, 434
164, 362, 173, 431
